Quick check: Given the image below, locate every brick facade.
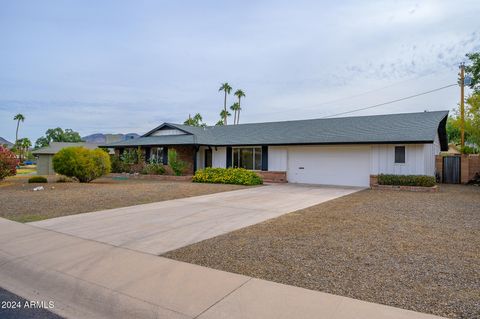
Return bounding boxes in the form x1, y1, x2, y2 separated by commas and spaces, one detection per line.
256, 171, 287, 183
170, 146, 196, 175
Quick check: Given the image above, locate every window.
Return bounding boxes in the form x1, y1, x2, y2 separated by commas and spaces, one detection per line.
150, 147, 164, 163
232, 147, 262, 170
394, 146, 405, 164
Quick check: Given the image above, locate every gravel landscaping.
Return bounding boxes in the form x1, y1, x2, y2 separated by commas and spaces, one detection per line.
0, 177, 245, 222
164, 185, 480, 319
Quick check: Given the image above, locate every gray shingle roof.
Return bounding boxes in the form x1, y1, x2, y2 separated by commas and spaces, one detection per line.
102, 111, 449, 150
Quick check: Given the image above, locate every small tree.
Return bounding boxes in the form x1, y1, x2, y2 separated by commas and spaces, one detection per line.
0, 146, 19, 180
168, 149, 187, 176
53, 147, 111, 182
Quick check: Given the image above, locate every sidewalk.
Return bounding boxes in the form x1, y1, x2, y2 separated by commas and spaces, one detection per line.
0, 218, 444, 319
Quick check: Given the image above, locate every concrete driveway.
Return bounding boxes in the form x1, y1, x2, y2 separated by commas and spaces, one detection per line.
30, 184, 362, 255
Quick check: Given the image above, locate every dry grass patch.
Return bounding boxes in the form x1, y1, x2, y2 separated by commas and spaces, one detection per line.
0, 177, 246, 222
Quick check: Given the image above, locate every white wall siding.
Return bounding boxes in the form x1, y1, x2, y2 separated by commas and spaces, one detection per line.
268, 146, 288, 171
151, 128, 186, 136
423, 134, 441, 176
371, 144, 427, 175
212, 147, 226, 168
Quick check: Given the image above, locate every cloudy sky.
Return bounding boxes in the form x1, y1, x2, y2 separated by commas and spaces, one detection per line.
1, 0, 479, 142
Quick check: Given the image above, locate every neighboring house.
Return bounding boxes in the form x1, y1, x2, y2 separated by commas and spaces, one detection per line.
0, 137, 14, 148
102, 111, 449, 187
32, 142, 99, 175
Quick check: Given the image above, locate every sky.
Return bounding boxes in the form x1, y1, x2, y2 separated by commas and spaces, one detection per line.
1, 0, 479, 142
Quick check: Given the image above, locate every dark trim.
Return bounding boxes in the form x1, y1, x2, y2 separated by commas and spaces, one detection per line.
204, 148, 212, 168
226, 146, 232, 168
142, 123, 193, 137
103, 140, 437, 149
437, 114, 449, 151
162, 146, 168, 165
145, 147, 151, 161
206, 140, 436, 147
261, 145, 268, 171
193, 146, 198, 173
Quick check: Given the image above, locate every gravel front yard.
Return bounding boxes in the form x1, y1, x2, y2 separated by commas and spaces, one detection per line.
0, 177, 245, 222
164, 185, 480, 319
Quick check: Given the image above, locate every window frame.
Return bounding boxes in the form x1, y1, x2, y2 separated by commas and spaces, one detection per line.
232, 146, 262, 170
394, 145, 406, 164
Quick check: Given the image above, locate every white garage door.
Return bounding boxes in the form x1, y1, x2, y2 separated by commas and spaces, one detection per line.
287, 146, 371, 187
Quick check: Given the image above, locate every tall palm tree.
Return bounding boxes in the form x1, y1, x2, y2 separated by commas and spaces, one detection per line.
230, 103, 240, 125
220, 109, 231, 125
13, 114, 25, 143
234, 89, 245, 124
219, 83, 232, 124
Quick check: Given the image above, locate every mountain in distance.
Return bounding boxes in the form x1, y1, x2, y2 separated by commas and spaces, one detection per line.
82, 133, 139, 144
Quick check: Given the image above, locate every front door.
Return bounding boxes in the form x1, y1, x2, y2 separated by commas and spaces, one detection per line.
205, 149, 212, 168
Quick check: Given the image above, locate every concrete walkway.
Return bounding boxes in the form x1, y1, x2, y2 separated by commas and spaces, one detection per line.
30, 184, 361, 255
0, 218, 444, 319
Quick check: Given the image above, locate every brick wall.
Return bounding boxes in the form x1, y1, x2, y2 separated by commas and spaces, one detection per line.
467, 154, 480, 181
256, 171, 287, 183
170, 146, 195, 175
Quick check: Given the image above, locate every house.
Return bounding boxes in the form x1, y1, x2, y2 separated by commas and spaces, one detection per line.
0, 137, 14, 148
102, 111, 448, 187
32, 142, 99, 175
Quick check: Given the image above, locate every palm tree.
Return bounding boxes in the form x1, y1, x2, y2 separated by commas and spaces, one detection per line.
219, 83, 232, 124
220, 109, 231, 125
13, 114, 25, 143
234, 89, 245, 124
20, 138, 31, 162
230, 103, 240, 125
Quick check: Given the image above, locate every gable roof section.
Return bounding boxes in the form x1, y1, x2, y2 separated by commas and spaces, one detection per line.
102, 111, 449, 150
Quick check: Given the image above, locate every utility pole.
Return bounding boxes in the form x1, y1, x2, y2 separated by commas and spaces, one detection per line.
459, 63, 465, 151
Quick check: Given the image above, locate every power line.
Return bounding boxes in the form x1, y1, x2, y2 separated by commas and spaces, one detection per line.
322, 83, 457, 118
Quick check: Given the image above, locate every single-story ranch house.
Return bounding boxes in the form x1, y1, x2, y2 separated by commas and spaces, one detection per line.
103, 111, 448, 187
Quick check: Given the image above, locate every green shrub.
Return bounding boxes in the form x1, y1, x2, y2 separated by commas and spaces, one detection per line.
142, 162, 166, 175
168, 149, 187, 176
193, 167, 263, 185
0, 146, 18, 180
56, 176, 75, 183
110, 155, 126, 173
378, 174, 436, 187
53, 147, 111, 183
28, 176, 48, 183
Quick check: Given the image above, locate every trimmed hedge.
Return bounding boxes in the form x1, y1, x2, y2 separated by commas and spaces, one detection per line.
378, 174, 436, 187
193, 168, 263, 186
28, 176, 48, 183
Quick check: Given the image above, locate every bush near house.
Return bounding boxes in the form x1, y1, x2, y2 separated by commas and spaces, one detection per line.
53, 147, 111, 183
28, 176, 48, 183
0, 146, 19, 180
378, 174, 436, 187
168, 150, 187, 176
193, 168, 263, 186
142, 162, 166, 175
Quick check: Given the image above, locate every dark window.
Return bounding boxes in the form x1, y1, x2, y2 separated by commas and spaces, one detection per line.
394, 146, 405, 164
232, 147, 262, 170
204, 149, 212, 168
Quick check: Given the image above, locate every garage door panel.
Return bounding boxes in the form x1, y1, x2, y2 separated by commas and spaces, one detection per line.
287, 146, 370, 187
